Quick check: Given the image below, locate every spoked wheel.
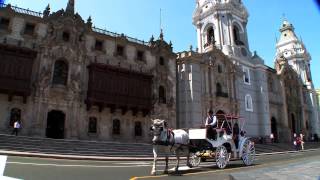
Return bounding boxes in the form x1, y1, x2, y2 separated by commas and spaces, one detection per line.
215, 145, 229, 169
188, 152, 201, 168
241, 139, 255, 166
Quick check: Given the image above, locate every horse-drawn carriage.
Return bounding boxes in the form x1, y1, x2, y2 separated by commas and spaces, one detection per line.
188, 114, 255, 169
150, 114, 255, 175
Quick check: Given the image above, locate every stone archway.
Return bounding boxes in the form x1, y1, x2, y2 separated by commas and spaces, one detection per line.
271, 117, 278, 142
46, 110, 65, 139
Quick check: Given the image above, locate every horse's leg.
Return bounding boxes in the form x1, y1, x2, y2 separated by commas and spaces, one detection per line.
186, 147, 192, 168
174, 149, 180, 174
151, 146, 157, 175
164, 154, 169, 174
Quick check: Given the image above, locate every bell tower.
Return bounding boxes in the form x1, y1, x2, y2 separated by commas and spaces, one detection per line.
276, 19, 313, 89
193, 0, 250, 58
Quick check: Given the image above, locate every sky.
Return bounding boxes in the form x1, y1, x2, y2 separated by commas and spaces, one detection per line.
5, 0, 320, 89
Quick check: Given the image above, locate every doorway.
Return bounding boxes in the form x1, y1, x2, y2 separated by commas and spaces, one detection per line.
46, 110, 65, 139
271, 117, 278, 142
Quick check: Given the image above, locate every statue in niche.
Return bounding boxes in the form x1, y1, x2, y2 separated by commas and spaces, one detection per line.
70, 68, 81, 93
39, 66, 51, 89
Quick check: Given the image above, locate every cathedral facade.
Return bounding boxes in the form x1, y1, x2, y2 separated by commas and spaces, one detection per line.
177, 0, 320, 142
0, 1, 176, 142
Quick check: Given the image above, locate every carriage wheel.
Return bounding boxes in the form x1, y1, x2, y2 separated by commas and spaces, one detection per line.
241, 140, 255, 166
188, 153, 201, 168
215, 145, 229, 169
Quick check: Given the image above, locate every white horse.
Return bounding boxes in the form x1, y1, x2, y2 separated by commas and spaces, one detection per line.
150, 119, 191, 175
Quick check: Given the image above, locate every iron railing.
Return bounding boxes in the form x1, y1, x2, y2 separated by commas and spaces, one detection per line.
92, 26, 148, 46
0, 3, 42, 17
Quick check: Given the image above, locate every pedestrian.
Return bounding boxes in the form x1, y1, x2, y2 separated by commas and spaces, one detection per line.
11, 120, 21, 136
270, 133, 274, 143
296, 136, 302, 151
293, 133, 298, 151
300, 133, 304, 150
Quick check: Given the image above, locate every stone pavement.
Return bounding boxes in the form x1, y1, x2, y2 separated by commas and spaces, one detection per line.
230, 157, 320, 180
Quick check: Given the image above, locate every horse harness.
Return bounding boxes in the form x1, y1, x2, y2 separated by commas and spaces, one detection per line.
153, 129, 175, 146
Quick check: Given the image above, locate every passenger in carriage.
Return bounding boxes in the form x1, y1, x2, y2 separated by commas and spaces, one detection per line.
205, 110, 217, 140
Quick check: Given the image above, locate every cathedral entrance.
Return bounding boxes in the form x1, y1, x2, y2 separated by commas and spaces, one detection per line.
46, 110, 65, 139
271, 117, 278, 142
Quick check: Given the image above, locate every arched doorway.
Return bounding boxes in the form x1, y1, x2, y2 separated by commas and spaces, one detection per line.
291, 114, 296, 134
271, 117, 278, 142
46, 110, 65, 139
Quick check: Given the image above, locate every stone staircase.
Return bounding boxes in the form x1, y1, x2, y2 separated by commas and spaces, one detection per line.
0, 134, 153, 157
0, 134, 319, 158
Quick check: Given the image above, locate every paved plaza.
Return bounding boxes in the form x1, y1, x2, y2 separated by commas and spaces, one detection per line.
230, 157, 320, 180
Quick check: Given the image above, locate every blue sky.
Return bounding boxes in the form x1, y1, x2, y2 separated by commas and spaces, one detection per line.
5, 0, 320, 88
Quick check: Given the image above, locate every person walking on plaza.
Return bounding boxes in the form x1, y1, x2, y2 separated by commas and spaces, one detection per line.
293, 133, 298, 151
270, 133, 274, 143
11, 120, 21, 136
300, 133, 305, 150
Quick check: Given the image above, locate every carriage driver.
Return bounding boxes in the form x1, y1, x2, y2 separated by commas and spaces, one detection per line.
205, 110, 217, 140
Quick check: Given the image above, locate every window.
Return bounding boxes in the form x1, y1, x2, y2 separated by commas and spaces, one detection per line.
62, 31, 70, 42
24, 23, 35, 36
159, 86, 166, 104
207, 27, 215, 45
233, 25, 244, 45
134, 121, 142, 136
52, 60, 68, 85
88, 117, 97, 133
218, 64, 222, 73
245, 94, 253, 112
159, 56, 165, 66
243, 66, 251, 85
116, 45, 124, 56
95, 39, 103, 51
10, 108, 21, 127
216, 83, 222, 93
113, 119, 120, 135
137, 50, 144, 61
0, 17, 10, 31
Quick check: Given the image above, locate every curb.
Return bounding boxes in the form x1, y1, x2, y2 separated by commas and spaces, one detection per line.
1, 148, 320, 161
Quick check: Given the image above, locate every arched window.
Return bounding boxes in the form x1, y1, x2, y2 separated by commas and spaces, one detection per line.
134, 121, 142, 136
233, 25, 244, 45
10, 108, 21, 127
113, 119, 120, 135
52, 60, 68, 85
216, 83, 222, 93
88, 117, 97, 133
218, 64, 223, 73
159, 56, 165, 66
159, 86, 166, 104
207, 27, 215, 45
245, 94, 253, 112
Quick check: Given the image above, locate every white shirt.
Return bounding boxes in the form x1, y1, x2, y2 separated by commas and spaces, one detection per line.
14, 122, 20, 129
205, 115, 217, 127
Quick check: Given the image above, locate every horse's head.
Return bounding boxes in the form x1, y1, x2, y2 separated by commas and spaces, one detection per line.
150, 119, 167, 143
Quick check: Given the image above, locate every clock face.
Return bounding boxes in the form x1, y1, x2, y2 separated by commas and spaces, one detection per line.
241, 47, 247, 57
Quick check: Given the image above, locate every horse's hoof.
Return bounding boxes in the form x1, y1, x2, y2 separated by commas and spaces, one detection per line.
151, 172, 156, 176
